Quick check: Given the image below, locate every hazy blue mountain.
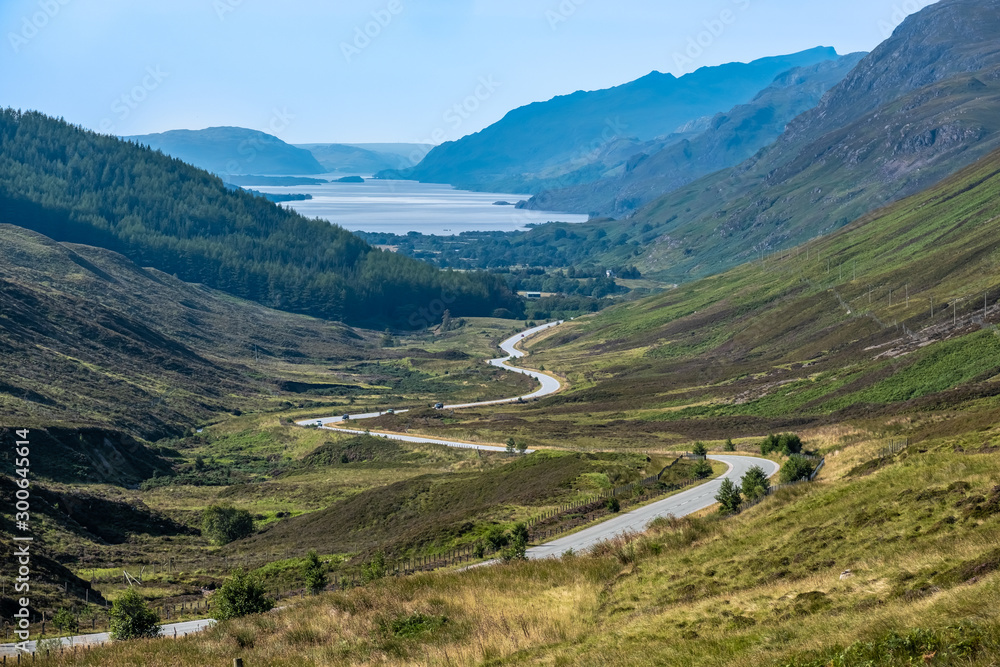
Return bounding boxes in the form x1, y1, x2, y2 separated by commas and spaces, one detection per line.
377, 47, 842, 193
623, 0, 1000, 280
296, 143, 429, 174
126, 126, 325, 176
524, 53, 866, 216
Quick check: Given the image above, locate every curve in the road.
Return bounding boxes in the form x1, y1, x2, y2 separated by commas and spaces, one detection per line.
527, 455, 780, 559
296, 321, 565, 451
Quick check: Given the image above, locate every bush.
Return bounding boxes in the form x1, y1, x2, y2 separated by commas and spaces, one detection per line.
362, 551, 388, 583
52, 608, 78, 634
485, 525, 509, 552
780, 455, 816, 483
740, 465, 770, 501
109, 588, 160, 640
692, 441, 708, 457
500, 536, 527, 563
760, 433, 803, 456
202, 506, 254, 546
213, 568, 273, 620
692, 460, 713, 479
724, 439, 736, 452
511, 522, 529, 545
304, 550, 328, 595
715, 478, 743, 514
606, 497, 621, 512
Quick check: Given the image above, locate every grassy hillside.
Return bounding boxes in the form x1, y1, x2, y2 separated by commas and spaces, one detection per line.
0, 110, 521, 328
35, 434, 1000, 665
0, 224, 366, 443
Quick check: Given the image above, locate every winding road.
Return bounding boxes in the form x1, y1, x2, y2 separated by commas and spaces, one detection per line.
3, 322, 778, 655
527, 454, 779, 559
295, 321, 565, 452
299, 320, 779, 558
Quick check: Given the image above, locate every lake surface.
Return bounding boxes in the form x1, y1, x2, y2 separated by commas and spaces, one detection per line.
248, 178, 589, 235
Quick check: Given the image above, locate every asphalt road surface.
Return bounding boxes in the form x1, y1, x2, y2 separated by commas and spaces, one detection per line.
0, 619, 215, 656
527, 455, 780, 559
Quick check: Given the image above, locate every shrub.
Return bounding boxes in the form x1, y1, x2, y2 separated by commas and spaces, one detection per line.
741, 465, 770, 501
213, 568, 273, 620
202, 506, 254, 546
606, 497, 621, 512
760, 433, 803, 456
485, 525, 509, 552
362, 551, 388, 583
52, 608, 79, 634
500, 538, 527, 563
692, 441, 708, 457
506, 437, 516, 454
109, 588, 160, 640
715, 478, 742, 514
692, 459, 713, 479
304, 550, 328, 595
516, 440, 528, 454
724, 439, 736, 452
780, 455, 816, 483
511, 522, 529, 545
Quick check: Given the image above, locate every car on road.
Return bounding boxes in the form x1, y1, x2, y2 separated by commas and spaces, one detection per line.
342, 414, 350, 420
386, 408, 395, 415
434, 402, 444, 409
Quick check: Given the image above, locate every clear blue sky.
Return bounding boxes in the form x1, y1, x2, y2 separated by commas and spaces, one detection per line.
0, 0, 935, 144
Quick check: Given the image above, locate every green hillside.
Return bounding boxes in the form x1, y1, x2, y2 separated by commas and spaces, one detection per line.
0, 110, 521, 329
509, 143, 1000, 447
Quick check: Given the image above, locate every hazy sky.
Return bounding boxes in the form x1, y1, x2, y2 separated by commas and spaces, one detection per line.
1, 0, 935, 144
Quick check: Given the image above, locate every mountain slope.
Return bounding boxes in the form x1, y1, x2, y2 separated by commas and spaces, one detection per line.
516, 142, 1000, 447
0, 110, 521, 327
127, 126, 325, 176
380, 47, 842, 193
525, 53, 866, 216
622, 0, 1000, 281
0, 224, 367, 442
